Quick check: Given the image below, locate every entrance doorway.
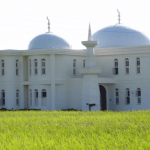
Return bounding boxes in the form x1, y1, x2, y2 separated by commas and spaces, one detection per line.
99, 85, 107, 111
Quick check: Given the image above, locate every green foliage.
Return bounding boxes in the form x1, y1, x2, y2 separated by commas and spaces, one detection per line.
0, 110, 150, 150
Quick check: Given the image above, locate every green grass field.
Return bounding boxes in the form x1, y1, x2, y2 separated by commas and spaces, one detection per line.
0, 110, 150, 150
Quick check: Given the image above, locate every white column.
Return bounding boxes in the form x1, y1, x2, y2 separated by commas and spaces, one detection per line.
82, 74, 100, 111
50, 54, 55, 110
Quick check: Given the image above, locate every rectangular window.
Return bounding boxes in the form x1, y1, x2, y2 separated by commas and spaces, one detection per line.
137, 67, 140, 74
115, 62, 118, 67
83, 60, 85, 68
42, 62, 45, 67
137, 61, 140, 66
136, 58, 140, 74
42, 68, 45, 74
126, 97, 130, 104
125, 59, 129, 74
126, 61, 129, 66
113, 68, 118, 75
2, 60, 4, 76
16, 60, 19, 76
35, 92, 38, 98
34, 59, 38, 75
114, 59, 118, 75
115, 89, 119, 104
41, 59, 46, 75
138, 91, 141, 96
126, 68, 129, 74
42, 92, 46, 97
73, 59, 76, 75
1, 90, 5, 106
16, 69, 19, 76
138, 98, 141, 104
35, 90, 38, 106
2, 69, 4, 76
16, 90, 19, 105
35, 68, 38, 74
35, 62, 37, 67
116, 98, 119, 104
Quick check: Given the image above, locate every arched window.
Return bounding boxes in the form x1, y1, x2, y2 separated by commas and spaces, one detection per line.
34, 89, 38, 106
16, 90, 19, 105
16, 60, 19, 76
126, 88, 130, 104
114, 59, 118, 75
30, 89, 32, 106
115, 88, 119, 104
34, 59, 38, 75
1, 60, 4, 76
1, 90, 5, 106
83, 60, 85, 68
125, 58, 129, 74
41, 59, 46, 75
73, 59, 76, 75
42, 89, 47, 106
136, 58, 140, 74
136, 88, 141, 104
29, 59, 31, 76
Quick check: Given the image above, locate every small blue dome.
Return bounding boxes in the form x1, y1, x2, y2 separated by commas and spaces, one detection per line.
28, 33, 70, 50
92, 24, 150, 48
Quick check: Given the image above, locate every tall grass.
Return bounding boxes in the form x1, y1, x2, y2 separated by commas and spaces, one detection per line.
0, 110, 150, 150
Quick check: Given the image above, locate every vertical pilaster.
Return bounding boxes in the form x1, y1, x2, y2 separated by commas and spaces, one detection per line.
50, 54, 55, 110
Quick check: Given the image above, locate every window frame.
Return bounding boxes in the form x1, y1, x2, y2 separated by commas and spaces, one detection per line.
1, 60, 4, 76
16, 89, 19, 105
115, 88, 119, 104
114, 59, 118, 75
34, 89, 38, 106
126, 88, 130, 105
136, 58, 140, 74
1, 90, 5, 106
125, 58, 129, 74
136, 88, 141, 104
34, 59, 38, 75
42, 89, 47, 106
73, 59, 76, 76
83, 60, 85, 68
16, 60, 19, 76
41, 59, 46, 75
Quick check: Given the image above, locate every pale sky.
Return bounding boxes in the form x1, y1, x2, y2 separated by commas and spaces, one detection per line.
0, 0, 150, 50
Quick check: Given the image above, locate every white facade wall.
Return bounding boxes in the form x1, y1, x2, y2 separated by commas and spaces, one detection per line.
0, 47, 150, 111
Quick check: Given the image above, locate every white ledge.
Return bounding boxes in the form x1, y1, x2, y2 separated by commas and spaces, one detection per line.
79, 67, 102, 74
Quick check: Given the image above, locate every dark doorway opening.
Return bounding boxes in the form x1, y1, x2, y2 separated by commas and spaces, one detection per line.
99, 85, 107, 111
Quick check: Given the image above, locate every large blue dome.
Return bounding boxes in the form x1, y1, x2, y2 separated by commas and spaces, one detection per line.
92, 24, 150, 48
28, 33, 70, 50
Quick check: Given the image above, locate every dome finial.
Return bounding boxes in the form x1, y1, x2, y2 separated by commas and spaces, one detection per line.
88, 23, 93, 41
117, 9, 121, 24
47, 16, 51, 33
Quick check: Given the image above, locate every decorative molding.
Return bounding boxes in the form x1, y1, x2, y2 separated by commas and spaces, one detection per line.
1, 45, 150, 57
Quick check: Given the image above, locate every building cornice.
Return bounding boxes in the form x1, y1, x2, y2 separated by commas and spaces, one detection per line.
1, 45, 150, 56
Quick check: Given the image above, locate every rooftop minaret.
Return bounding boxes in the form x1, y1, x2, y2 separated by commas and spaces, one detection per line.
82, 23, 98, 68
79, 24, 102, 111
88, 23, 93, 41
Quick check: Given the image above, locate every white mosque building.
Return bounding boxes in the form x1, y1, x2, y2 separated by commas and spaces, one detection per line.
1, 16, 150, 111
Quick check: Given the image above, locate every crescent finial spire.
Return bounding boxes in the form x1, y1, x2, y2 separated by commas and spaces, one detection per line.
117, 9, 121, 24
47, 16, 50, 33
